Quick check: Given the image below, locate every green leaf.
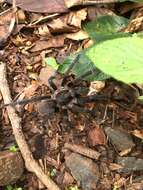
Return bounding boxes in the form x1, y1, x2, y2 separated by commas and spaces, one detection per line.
128, 0, 143, 2
83, 15, 129, 41
5, 185, 13, 190
67, 185, 80, 190
44, 57, 59, 70
50, 168, 57, 177
119, 0, 143, 2
85, 34, 143, 84
9, 145, 18, 152
58, 53, 109, 81
138, 96, 143, 101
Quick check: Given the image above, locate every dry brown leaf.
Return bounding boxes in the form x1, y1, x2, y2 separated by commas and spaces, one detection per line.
23, 81, 39, 97
87, 7, 115, 20
17, 9, 26, 23
47, 9, 87, 33
30, 36, 65, 52
119, 148, 132, 156
47, 17, 73, 33
66, 30, 89, 40
68, 9, 87, 28
6, 0, 68, 13
0, 9, 13, 40
119, 2, 143, 14
39, 66, 55, 86
64, 0, 83, 8
88, 81, 105, 95
88, 127, 106, 146
37, 25, 51, 37
132, 129, 143, 140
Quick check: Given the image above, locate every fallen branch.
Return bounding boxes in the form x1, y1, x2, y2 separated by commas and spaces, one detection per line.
0, 61, 60, 190
64, 143, 101, 160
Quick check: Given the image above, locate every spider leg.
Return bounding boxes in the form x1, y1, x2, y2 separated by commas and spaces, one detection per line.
64, 54, 81, 76
3, 95, 51, 107
77, 94, 109, 105
73, 68, 97, 83
67, 103, 92, 114
61, 54, 81, 86
60, 108, 73, 128
48, 72, 58, 92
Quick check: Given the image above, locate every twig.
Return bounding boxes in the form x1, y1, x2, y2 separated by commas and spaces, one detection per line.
0, 61, 60, 190
64, 143, 100, 160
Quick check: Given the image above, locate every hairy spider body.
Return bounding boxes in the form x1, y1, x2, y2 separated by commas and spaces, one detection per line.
4, 55, 108, 124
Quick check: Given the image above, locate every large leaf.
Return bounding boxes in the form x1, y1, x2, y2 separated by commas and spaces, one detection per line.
85, 35, 143, 84
58, 53, 109, 81
83, 15, 129, 41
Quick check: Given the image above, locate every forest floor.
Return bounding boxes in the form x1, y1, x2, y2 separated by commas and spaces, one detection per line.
0, 1, 143, 190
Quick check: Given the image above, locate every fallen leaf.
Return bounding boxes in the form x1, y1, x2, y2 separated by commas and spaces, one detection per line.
87, 7, 115, 21
132, 129, 143, 140
23, 81, 39, 97
6, 0, 68, 13
88, 81, 105, 95
68, 9, 87, 28
0, 9, 14, 43
39, 66, 55, 86
88, 127, 106, 146
38, 25, 51, 37
29, 36, 65, 52
47, 9, 87, 33
66, 30, 89, 40
119, 148, 132, 157
47, 17, 74, 33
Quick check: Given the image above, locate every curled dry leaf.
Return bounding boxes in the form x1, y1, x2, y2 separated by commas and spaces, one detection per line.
88, 127, 107, 146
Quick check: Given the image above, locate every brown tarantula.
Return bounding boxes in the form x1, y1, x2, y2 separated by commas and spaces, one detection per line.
3, 54, 108, 119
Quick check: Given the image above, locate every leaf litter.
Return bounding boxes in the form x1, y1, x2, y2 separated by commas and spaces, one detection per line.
0, 1, 143, 190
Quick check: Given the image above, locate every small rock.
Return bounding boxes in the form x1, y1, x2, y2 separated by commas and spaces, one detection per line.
104, 127, 135, 155
117, 156, 143, 172
0, 150, 24, 186
88, 127, 106, 146
65, 153, 100, 190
